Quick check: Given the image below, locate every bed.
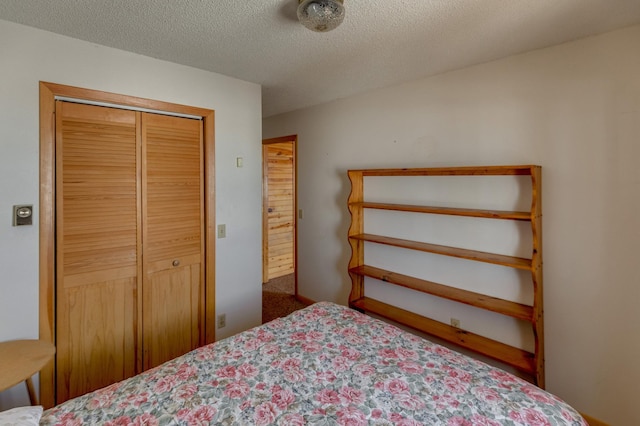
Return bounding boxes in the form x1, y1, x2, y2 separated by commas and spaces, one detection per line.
40, 302, 586, 425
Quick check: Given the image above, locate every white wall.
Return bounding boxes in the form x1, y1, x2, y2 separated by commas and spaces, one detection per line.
0, 20, 263, 408
264, 25, 640, 425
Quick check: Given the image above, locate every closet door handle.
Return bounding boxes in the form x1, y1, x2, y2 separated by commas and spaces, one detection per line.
172, 259, 180, 267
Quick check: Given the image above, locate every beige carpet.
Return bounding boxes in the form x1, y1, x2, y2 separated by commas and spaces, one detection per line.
262, 274, 307, 324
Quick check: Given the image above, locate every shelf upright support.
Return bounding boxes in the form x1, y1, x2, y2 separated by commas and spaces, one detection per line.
347, 170, 365, 307
530, 165, 544, 388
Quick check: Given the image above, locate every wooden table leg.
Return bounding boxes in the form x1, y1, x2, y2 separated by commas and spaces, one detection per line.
25, 377, 38, 405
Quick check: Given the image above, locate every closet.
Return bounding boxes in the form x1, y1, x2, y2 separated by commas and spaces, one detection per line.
55, 100, 205, 402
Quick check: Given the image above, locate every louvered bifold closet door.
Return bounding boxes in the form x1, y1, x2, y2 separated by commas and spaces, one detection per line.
55, 102, 140, 402
141, 113, 204, 370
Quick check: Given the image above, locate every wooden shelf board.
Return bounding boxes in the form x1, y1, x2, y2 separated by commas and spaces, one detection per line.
350, 165, 536, 177
350, 202, 531, 221
350, 297, 536, 375
350, 265, 534, 322
350, 233, 532, 270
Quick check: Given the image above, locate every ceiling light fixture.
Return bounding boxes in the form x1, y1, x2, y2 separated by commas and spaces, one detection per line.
297, 0, 345, 33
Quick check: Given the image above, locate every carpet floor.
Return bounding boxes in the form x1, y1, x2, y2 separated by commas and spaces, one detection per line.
262, 274, 308, 324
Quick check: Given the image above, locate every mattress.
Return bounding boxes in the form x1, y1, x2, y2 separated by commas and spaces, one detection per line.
41, 302, 586, 425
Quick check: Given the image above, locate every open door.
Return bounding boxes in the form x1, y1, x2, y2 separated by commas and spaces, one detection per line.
262, 136, 297, 290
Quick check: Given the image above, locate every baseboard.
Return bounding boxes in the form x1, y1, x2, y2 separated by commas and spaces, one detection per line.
295, 294, 315, 306
580, 412, 609, 426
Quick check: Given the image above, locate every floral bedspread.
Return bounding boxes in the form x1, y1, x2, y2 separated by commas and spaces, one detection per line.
41, 302, 586, 425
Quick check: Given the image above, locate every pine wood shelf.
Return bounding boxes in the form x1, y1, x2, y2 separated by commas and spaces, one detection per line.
354, 165, 536, 177
349, 233, 533, 270
349, 265, 534, 321
350, 297, 536, 375
349, 202, 532, 221
347, 165, 544, 387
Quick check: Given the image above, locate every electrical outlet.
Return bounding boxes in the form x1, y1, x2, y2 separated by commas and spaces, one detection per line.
450, 318, 460, 328
217, 313, 226, 328
217, 224, 226, 238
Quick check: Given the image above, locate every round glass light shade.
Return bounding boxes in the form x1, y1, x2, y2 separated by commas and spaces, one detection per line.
297, 0, 345, 32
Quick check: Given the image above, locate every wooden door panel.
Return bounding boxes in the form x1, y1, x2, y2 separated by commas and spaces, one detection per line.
142, 113, 204, 369
265, 142, 294, 280
57, 277, 136, 400
56, 101, 139, 403
144, 263, 200, 369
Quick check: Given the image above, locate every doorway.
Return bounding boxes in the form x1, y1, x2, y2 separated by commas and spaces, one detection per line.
262, 135, 297, 318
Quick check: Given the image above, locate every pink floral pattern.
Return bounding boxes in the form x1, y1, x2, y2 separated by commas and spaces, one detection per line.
41, 302, 586, 425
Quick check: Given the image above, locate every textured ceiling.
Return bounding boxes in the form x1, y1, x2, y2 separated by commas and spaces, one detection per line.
2, 0, 640, 117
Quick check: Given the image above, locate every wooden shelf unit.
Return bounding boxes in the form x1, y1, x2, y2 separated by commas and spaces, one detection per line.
347, 165, 544, 387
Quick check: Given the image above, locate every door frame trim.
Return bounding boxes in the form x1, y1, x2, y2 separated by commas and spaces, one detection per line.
262, 135, 298, 294
39, 81, 216, 407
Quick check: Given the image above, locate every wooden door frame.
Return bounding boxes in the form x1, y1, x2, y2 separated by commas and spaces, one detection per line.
262, 135, 297, 294
39, 81, 216, 407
